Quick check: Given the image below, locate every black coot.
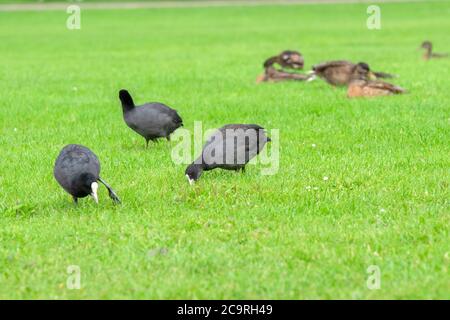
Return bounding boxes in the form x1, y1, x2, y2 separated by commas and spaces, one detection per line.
54, 144, 121, 204
185, 124, 271, 184
119, 89, 183, 147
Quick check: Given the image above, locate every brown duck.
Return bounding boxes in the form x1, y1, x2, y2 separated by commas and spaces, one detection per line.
420, 41, 448, 60
347, 79, 406, 98
309, 61, 394, 86
256, 50, 311, 83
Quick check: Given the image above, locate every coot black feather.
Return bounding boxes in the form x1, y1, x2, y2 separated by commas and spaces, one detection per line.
185, 124, 271, 184
54, 144, 121, 204
119, 89, 183, 147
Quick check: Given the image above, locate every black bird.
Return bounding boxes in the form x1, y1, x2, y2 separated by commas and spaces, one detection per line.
119, 89, 183, 148
185, 124, 271, 184
54, 144, 121, 204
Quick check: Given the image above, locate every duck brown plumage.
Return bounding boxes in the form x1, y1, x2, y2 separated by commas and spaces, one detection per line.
310, 61, 394, 86
256, 50, 310, 83
347, 79, 406, 98
420, 41, 448, 60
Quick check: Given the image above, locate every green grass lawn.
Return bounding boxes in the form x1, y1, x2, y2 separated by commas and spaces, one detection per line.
0, 1, 449, 299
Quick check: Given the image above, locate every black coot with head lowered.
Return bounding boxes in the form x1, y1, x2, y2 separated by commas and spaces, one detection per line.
185, 124, 271, 184
54, 144, 121, 204
119, 89, 183, 148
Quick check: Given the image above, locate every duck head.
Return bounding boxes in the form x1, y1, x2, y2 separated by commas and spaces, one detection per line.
278, 50, 304, 69
420, 41, 432, 51
354, 62, 376, 80
264, 50, 304, 69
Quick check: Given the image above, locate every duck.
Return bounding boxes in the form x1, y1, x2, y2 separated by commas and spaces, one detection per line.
309, 61, 394, 86
185, 124, 271, 184
119, 89, 183, 148
256, 50, 311, 83
54, 144, 121, 204
265, 50, 305, 70
420, 41, 448, 60
347, 79, 406, 98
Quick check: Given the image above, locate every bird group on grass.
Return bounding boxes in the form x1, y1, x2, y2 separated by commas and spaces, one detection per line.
256, 41, 447, 97
54, 40, 446, 205
54, 89, 271, 204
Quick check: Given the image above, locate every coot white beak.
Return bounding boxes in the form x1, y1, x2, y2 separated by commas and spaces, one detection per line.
91, 182, 99, 203
186, 174, 195, 186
